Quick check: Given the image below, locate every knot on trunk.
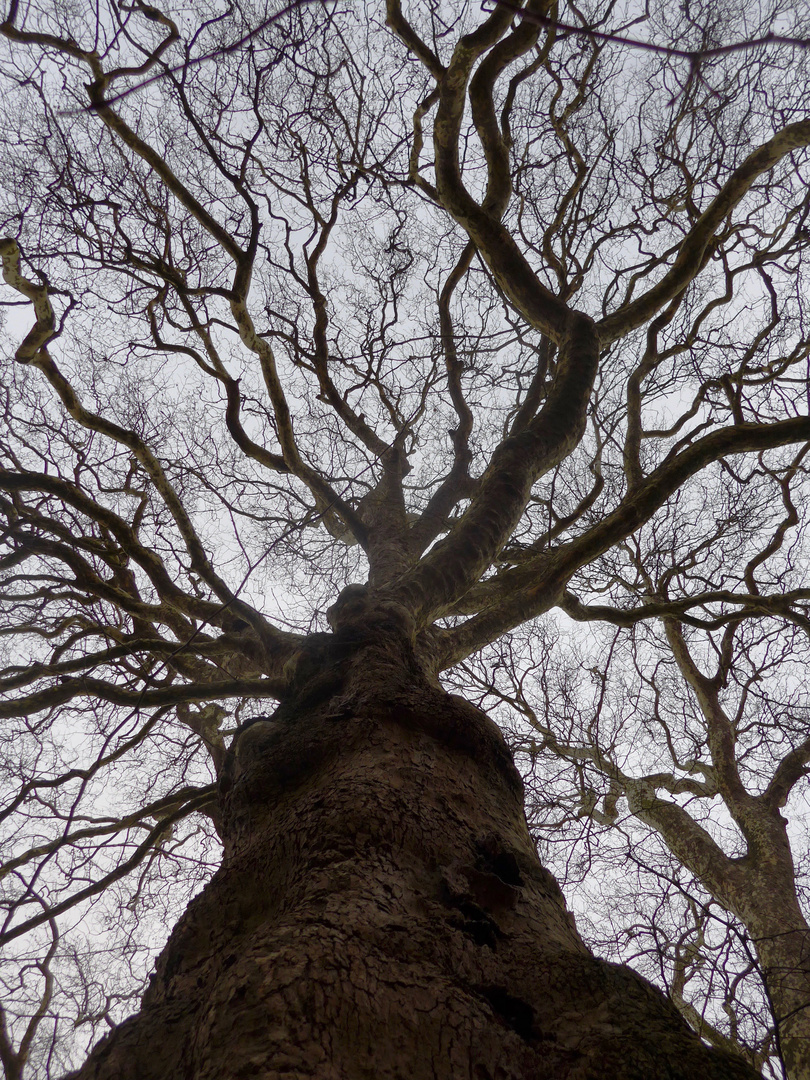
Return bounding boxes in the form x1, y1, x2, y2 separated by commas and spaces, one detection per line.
326, 582, 415, 642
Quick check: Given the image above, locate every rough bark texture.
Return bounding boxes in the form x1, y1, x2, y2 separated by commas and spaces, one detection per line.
739, 899, 810, 1080
68, 620, 762, 1079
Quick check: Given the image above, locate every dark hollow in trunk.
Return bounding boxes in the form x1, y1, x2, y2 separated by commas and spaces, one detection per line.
69, 626, 762, 1079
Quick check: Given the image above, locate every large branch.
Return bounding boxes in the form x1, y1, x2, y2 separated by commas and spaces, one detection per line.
623, 781, 749, 916
382, 0, 602, 622
0, 238, 55, 363
560, 588, 810, 629
765, 737, 810, 810
663, 621, 756, 828
0, 242, 300, 663
597, 120, 810, 343
440, 415, 810, 663
384, 0, 445, 80
3, 18, 365, 550
408, 241, 477, 556
0, 675, 287, 720
1, 470, 214, 621
84, 71, 246, 268
389, 314, 598, 625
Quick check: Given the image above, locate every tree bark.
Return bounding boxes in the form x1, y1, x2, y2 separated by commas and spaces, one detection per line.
68, 623, 762, 1080
626, 787, 810, 1079
737, 890, 810, 1080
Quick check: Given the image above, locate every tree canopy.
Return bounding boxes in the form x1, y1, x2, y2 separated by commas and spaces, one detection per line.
1, 0, 810, 1076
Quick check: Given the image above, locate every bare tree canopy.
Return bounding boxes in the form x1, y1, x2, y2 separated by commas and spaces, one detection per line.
0, 0, 809, 1077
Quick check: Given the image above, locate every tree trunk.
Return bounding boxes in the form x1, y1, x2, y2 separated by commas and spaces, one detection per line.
69, 626, 761, 1080
740, 899, 810, 1080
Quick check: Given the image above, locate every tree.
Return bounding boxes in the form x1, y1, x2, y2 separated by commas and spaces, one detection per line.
0, 0, 808, 1076
462, 600, 810, 1076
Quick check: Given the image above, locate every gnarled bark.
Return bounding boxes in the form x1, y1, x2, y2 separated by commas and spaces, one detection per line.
69, 621, 760, 1080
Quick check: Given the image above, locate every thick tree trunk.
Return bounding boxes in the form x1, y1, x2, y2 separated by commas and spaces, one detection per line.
69, 626, 761, 1080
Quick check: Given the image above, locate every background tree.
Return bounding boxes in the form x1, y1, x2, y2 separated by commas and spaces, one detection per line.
0, 0, 809, 1077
